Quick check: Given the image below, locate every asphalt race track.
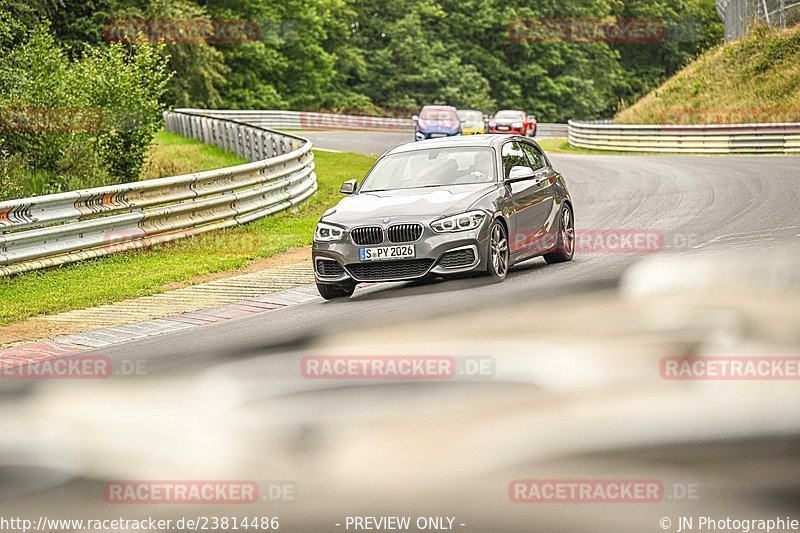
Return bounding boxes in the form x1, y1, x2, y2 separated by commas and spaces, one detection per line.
84, 133, 800, 369
299, 131, 413, 155
298, 127, 564, 156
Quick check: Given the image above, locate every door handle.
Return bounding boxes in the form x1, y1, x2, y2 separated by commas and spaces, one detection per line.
533, 168, 552, 185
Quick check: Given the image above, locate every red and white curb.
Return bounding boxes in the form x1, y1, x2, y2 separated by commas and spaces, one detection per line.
0, 285, 323, 370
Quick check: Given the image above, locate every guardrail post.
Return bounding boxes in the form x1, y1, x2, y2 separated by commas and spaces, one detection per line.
245, 127, 254, 161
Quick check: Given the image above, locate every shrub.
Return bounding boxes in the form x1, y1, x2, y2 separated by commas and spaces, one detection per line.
76, 40, 173, 183
0, 23, 171, 199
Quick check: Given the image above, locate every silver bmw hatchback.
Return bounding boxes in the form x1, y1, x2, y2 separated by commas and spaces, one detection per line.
312, 135, 574, 299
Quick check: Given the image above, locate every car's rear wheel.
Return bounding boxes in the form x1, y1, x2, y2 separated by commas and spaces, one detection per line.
316, 281, 356, 300
486, 220, 509, 281
543, 204, 574, 264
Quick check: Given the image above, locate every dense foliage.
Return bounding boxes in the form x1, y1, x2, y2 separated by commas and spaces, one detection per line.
0, 0, 722, 199
6, 0, 722, 121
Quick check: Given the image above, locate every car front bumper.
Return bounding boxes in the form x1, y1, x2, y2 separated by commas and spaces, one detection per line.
489, 125, 525, 134
415, 129, 461, 141
312, 218, 491, 284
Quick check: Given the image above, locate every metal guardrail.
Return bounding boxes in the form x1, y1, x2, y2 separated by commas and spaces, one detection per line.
181, 108, 569, 138
0, 111, 316, 276
537, 123, 569, 138
568, 120, 800, 153
177, 108, 412, 132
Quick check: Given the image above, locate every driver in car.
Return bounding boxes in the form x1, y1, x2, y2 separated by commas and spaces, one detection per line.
469, 150, 493, 181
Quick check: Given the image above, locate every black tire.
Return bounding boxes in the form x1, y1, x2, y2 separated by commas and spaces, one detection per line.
316, 281, 356, 300
485, 220, 509, 281
543, 204, 574, 264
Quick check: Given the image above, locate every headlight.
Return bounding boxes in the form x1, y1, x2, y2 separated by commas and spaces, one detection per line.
431, 211, 486, 233
489, 122, 496, 127
314, 222, 345, 242
512, 122, 523, 128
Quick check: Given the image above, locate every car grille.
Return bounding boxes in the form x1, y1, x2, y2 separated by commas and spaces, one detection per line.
345, 259, 434, 281
439, 248, 476, 269
351, 226, 383, 245
387, 223, 423, 243
316, 259, 345, 278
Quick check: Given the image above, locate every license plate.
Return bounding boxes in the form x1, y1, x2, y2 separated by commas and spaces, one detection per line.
497, 126, 509, 131
360, 245, 415, 261
428, 133, 448, 138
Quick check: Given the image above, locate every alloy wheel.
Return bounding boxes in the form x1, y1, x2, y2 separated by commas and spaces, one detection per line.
561, 206, 574, 257
490, 222, 509, 278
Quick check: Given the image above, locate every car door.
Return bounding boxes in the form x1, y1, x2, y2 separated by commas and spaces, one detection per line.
519, 141, 558, 253
500, 141, 537, 254
501, 140, 556, 255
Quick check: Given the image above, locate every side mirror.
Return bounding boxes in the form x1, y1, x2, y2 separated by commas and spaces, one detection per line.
507, 165, 535, 182
340, 179, 357, 194
411, 115, 419, 122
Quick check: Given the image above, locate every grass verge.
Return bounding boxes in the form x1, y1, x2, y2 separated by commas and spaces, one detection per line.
616, 26, 800, 125
536, 137, 632, 156
0, 139, 376, 326
142, 130, 251, 179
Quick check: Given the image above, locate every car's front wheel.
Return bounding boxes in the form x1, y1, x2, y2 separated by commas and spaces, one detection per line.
543, 203, 575, 264
486, 220, 509, 281
316, 281, 356, 300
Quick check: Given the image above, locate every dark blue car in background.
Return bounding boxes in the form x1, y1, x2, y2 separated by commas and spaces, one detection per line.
412, 105, 461, 141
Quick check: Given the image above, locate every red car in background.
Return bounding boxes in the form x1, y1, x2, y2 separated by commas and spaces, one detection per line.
488, 109, 537, 136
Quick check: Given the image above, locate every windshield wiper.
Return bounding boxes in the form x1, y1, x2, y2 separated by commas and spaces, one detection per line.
365, 182, 483, 193
363, 184, 439, 192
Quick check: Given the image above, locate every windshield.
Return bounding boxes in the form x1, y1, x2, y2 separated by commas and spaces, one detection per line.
494, 110, 524, 120
457, 110, 483, 123
420, 107, 457, 121
360, 147, 495, 192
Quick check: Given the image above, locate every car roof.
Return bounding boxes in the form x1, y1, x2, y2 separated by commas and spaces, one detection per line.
420, 105, 457, 111
385, 134, 526, 155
